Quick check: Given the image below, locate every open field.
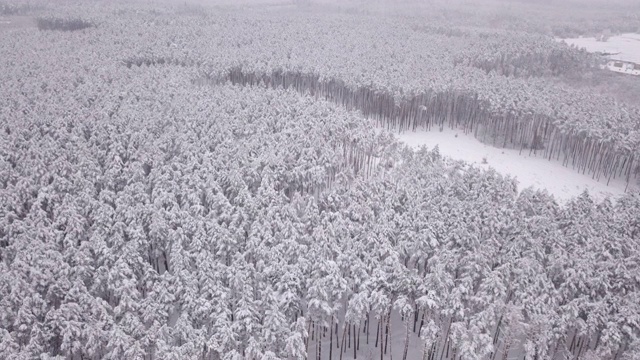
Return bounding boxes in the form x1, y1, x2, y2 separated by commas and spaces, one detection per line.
0, 16, 33, 32
563, 33, 640, 64
395, 126, 633, 202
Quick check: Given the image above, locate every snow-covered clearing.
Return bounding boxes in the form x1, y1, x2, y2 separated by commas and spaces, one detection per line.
315, 314, 591, 360
312, 314, 424, 360
389, 126, 634, 202
0, 16, 33, 33
311, 310, 523, 360
562, 33, 640, 64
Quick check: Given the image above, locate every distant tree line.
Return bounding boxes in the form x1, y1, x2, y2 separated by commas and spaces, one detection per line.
36, 16, 93, 32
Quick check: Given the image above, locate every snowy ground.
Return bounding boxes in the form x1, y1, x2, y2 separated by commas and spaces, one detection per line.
561, 33, 640, 64
388, 126, 635, 203
0, 16, 34, 33
313, 314, 425, 360
311, 311, 523, 360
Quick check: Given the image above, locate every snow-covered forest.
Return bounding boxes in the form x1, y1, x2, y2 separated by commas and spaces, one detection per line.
1, 0, 640, 359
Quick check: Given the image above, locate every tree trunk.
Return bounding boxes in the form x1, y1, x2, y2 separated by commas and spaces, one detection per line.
354, 324, 357, 359
318, 323, 322, 360
366, 314, 370, 345
439, 317, 452, 360
384, 310, 391, 355
329, 317, 334, 360
375, 317, 381, 348
403, 317, 411, 360
340, 324, 347, 360
380, 317, 384, 360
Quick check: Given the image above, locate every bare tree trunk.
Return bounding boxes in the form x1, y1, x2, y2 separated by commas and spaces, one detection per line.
403, 317, 411, 360
366, 314, 370, 345
354, 324, 357, 359
306, 321, 312, 354
380, 317, 384, 360
375, 317, 381, 348
329, 317, 334, 360
384, 310, 391, 355
318, 323, 322, 360
340, 324, 347, 360
439, 317, 452, 360
418, 312, 425, 338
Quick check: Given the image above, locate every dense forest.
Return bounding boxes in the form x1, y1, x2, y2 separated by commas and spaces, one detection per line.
1, 1, 639, 359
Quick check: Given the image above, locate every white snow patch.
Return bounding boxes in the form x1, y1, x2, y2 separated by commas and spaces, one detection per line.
561, 33, 640, 64
390, 126, 634, 202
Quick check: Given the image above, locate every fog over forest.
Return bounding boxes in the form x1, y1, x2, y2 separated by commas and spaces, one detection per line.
1, 0, 640, 359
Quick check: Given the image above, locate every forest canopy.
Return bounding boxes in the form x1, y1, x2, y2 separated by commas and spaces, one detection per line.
1, 1, 639, 359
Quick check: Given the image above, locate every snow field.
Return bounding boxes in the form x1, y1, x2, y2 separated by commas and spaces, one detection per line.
311, 312, 423, 360
562, 33, 640, 65
309, 310, 524, 360
386, 125, 634, 203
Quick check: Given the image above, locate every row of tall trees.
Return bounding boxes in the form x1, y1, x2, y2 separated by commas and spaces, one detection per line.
203, 68, 640, 188
451, 30, 600, 77
36, 16, 93, 32
22, 0, 636, 175
87, 2, 639, 188
1, 76, 639, 359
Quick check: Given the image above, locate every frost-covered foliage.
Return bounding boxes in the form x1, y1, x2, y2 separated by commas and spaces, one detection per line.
108, 7, 640, 185
0, 1, 36, 15
0, 1, 639, 360
353, 0, 640, 38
